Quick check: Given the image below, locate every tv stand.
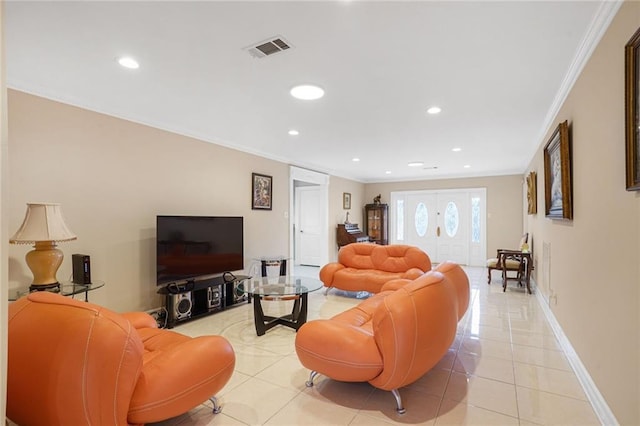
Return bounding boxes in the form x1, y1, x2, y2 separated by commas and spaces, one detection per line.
158, 274, 250, 328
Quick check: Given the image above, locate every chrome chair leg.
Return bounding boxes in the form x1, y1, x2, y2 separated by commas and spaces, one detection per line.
209, 396, 222, 414
306, 370, 319, 387
391, 389, 406, 414
324, 286, 331, 296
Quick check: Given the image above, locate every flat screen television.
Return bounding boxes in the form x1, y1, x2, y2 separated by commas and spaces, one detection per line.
156, 215, 244, 286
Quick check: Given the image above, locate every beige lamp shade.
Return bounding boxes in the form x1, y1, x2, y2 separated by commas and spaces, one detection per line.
10, 203, 77, 244
10, 203, 76, 288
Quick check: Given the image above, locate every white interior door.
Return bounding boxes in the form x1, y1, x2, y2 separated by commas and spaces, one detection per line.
295, 186, 321, 266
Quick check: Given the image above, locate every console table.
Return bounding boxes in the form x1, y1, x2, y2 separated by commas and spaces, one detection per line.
499, 250, 532, 294
9, 280, 105, 302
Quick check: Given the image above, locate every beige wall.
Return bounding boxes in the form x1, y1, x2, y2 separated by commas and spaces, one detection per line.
525, 2, 639, 423
7, 90, 295, 312
366, 175, 524, 257
327, 175, 366, 261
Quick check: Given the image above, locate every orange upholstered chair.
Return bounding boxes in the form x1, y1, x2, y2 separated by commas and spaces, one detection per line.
8, 292, 235, 425
295, 262, 469, 413
320, 242, 431, 294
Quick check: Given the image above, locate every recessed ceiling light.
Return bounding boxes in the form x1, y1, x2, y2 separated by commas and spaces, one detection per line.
385, 171, 392, 174
452, 147, 462, 152
464, 164, 471, 168
408, 161, 424, 167
290, 84, 325, 100
352, 158, 360, 162
426, 106, 441, 115
288, 129, 299, 136
118, 56, 139, 69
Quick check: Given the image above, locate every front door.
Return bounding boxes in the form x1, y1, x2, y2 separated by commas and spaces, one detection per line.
390, 189, 486, 266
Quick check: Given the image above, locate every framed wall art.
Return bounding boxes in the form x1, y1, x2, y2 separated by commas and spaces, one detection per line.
526, 171, 537, 215
343, 192, 351, 210
625, 26, 640, 191
252, 173, 272, 210
543, 120, 572, 220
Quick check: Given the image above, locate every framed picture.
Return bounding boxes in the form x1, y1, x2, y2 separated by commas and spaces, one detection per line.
543, 120, 572, 220
252, 173, 272, 210
343, 192, 351, 210
625, 26, 640, 191
526, 171, 537, 215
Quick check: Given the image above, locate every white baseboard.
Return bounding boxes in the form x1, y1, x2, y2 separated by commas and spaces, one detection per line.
532, 279, 619, 425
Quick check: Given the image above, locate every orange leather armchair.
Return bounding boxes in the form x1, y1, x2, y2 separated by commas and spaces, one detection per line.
8, 292, 235, 425
320, 242, 431, 294
295, 261, 469, 413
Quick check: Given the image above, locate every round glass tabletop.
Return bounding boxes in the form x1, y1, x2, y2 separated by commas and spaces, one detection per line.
240, 275, 323, 297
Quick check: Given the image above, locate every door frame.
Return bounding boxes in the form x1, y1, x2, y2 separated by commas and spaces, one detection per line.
289, 166, 329, 268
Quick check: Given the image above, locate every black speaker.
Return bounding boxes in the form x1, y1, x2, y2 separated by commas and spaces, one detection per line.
172, 292, 192, 320
72, 254, 91, 284
207, 287, 221, 310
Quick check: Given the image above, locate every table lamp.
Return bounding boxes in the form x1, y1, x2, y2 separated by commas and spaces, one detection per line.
10, 203, 77, 290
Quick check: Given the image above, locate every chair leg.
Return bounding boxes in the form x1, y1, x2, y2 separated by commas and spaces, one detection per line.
209, 396, 222, 414
324, 286, 332, 296
391, 389, 406, 414
305, 370, 319, 387
487, 267, 491, 284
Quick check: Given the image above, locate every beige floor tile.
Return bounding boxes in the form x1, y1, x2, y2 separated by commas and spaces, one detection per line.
303, 377, 374, 410
349, 413, 401, 425
510, 329, 562, 351
405, 367, 452, 397
511, 343, 572, 371
516, 386, 601, 425
434, 349, 457, 370
464, 323, 511, 343
254, 354, 311, 392
264, 392, 358, 425
444, 372, 518, 418
229, 342, 286, 376
436, 398, 519, 425
509, 317, 554, 335
454, 352, 515, 384
458, 336, 513, 361
359, 387, 440, 425
513, 362, 587, 400
221, 377, 299, 425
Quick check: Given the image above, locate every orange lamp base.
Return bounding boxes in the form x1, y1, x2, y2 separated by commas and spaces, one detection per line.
25, 241, 64, 288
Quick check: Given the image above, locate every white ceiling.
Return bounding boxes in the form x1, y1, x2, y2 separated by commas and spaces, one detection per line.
5, 1, 619, 183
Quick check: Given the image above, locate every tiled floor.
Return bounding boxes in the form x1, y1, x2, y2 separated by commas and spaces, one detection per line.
151, 266, 601, 425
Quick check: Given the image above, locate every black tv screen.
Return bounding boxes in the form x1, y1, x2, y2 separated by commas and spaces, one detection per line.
156, 215, 244, 286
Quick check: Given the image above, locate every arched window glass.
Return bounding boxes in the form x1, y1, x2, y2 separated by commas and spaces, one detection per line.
414, 202, 428, 237
445, 201, 459, 237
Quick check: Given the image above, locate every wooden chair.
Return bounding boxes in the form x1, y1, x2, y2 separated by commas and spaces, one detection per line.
486, 233, 528, 284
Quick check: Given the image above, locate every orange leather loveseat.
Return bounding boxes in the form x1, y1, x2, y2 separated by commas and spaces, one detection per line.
295, 261, 469, 413
320, 242, 432, 294
8, 292, 235, 425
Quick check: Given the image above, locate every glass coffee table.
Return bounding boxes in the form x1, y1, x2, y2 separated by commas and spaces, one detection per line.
239, 275, 323, 336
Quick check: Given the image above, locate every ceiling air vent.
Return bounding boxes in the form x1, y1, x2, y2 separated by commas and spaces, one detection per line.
245, 36, 292, 59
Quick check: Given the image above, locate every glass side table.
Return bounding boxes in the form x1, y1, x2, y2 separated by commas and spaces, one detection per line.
9, 280, 105, 302
238, 275, 323, 336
